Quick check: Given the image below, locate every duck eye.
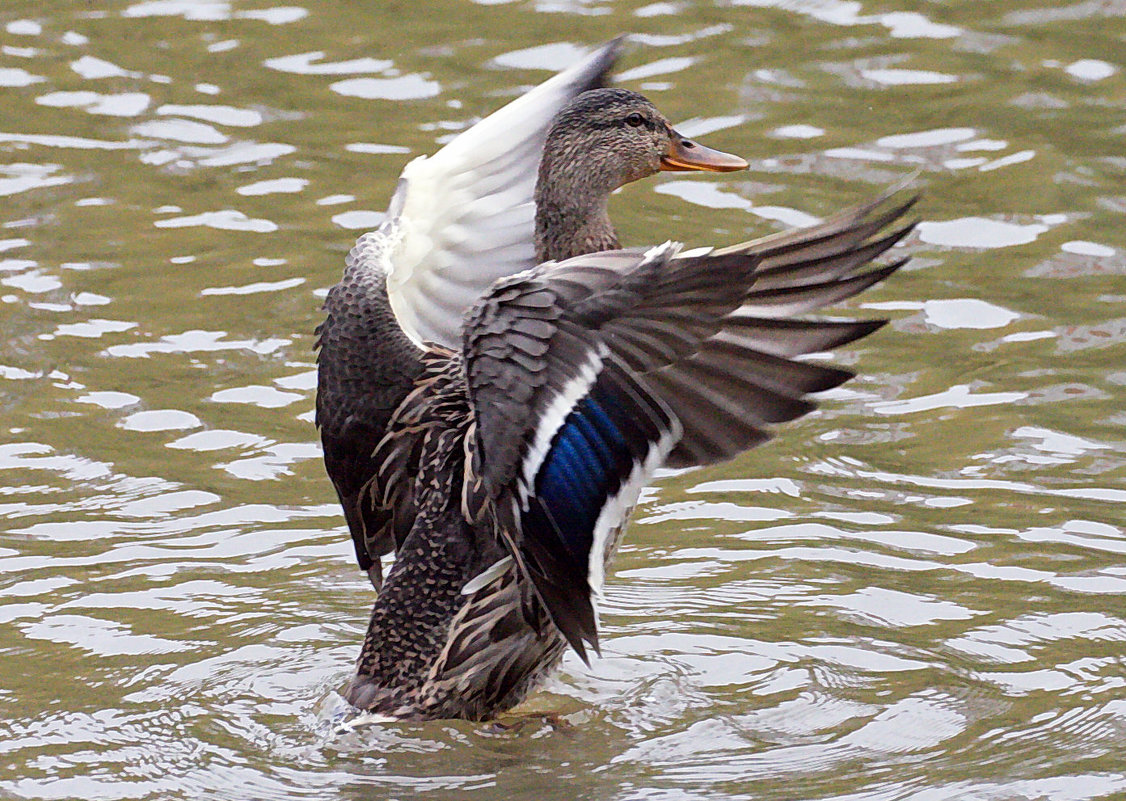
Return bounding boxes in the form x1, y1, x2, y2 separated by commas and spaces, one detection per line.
625, 112, 646, 128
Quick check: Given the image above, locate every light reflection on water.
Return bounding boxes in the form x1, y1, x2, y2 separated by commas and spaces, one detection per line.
1, 1, 1124, 799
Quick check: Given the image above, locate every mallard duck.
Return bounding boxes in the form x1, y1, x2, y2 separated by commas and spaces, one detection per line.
316, 42, 916, 721
317, 39, 745, 590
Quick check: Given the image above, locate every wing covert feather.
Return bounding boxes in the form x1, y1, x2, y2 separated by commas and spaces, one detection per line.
459, 187, 916, 660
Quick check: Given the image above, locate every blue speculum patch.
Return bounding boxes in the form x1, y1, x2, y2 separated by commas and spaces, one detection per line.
531, 380, 644, 566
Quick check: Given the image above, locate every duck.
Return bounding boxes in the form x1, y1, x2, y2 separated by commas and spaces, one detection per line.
317, 38, 745, 590
316, 41, 916, 721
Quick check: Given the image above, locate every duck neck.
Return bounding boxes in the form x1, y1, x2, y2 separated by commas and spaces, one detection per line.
534, 155, 620, 262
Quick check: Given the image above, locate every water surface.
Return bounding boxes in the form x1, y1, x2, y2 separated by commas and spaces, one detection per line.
1, 2, 1124, 799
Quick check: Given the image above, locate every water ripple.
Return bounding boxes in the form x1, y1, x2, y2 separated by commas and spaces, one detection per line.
1, 4, 1124, 799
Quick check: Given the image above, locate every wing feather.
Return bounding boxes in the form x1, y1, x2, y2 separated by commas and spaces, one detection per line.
461, 186, 916, 659
385, 39, 623, 348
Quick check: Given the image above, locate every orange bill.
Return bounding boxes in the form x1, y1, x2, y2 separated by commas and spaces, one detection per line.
660, 130, 748, 172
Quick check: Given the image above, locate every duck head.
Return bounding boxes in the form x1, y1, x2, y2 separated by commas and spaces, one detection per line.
534, 88, 747, 261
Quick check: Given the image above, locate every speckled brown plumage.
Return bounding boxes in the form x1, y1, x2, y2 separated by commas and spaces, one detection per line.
315, 45, 623, 590
343, 353, 566, 721
331, 188, 915, 720
313, 43, 913, 723
534, 90, 680, 262
315, 235, 424, 585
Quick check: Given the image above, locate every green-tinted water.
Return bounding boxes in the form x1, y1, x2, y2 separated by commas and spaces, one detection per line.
1, 2, 1123, 799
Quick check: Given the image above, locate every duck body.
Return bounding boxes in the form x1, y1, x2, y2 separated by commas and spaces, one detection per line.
342, 346, 567, 720
316, 42, 622, 586
327, 228, 573, 721
316, 235, 423, 579
317, 40, 743, 588
332, 195, 914, 721
316, 42, 916, 721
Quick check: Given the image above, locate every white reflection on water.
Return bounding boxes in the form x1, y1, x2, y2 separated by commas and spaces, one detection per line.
1012, 426, 1109, 458
45, 319, 138, 339
803, 587, 981, 628
0, 364, 45, 380
639, 500, 791, 524
264, 52, 393, 75
157, 104, 264, 127
22, 614, 198, 655
674, 114, 747, 138
824, 146, 897, 162
236, 178, 308, 196
617, 56, 697, 82
917, 216, 1050, 248
345, 143, 409, 155
979, 149, 1037, 172
1, 257, 35, 272
330, 75, 442, 101
219, 442, 321, 480
238, 6, 308, 24
331, 210, 385, 229
878, 11, 961, 39
70, 54, 140, 80
655, 181, 821, 227
839, 693, 967, 752
0, 132, 142, 150
1061, 240, 1116, 257
492, 42, 589, 70
1064, 59, 1117, 81
629, 24, 734, 45
657, 180, 750, 209
119, 409, 203, 432
1018, 524, 1126, 557
1, 3, 1124, 799
153, 209, 277, 232
731, 0, 962, 40
689, 477, 802, 497
877, 127, 975, 148
0, 163, 72, 196
124, 1, 307, 25
133, 119, 229, 145
741, 522, 974, 557
210, 385, 304, 409
201, 278, 306, 296
870, 383, 1028, 414
105, 330, 291, 358
75, 391, 140, 409
6, 19, 41, 35
771, 123, 824, 139
957, 138, 1008, 151
1, 270, 61, 293
811, 460, 1126, 510
921, 298, 1019, 329
950, 611, 1126, 665
943, 155, 986, 170
168, 429, 270, 451
861, 68, 958, 86
37, 91, 151, 117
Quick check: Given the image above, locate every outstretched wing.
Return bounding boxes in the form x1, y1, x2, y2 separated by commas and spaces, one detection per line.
385, 38, 622, 349
317, 40, 620, 580
461, 190, 916, 660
